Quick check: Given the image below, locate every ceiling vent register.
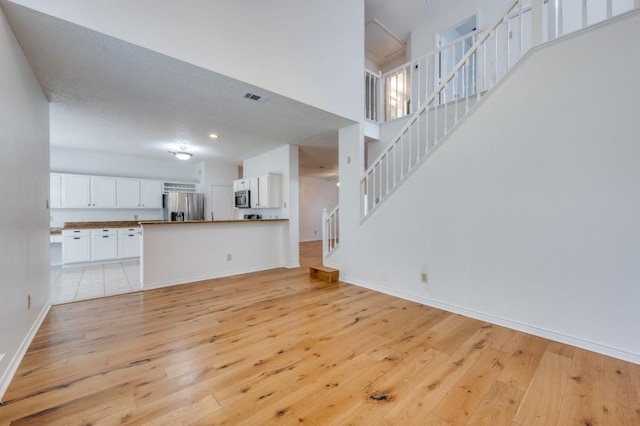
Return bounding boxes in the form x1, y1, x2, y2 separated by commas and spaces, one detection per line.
244, 92, 268, 103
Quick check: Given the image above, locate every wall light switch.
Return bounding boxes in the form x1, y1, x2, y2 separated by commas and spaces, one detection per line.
227, 254, 232, 261
421, 273, 428, 283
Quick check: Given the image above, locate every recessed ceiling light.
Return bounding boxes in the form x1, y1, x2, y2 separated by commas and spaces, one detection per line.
209, 133, 219, 139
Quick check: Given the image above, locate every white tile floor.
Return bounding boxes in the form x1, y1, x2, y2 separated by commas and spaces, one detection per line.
50, 261, 141, 304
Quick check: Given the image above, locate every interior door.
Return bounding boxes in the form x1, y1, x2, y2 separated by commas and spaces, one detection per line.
210, 185, 233, 220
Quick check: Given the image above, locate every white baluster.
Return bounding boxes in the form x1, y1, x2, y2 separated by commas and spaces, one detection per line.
322, 208, 328, 256
557, 0, 564, 37
531, 0, 543, 47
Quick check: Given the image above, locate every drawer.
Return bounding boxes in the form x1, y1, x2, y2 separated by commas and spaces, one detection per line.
90, 228, 117, 236
117, 227, 140, 235
62, 229, 90, 237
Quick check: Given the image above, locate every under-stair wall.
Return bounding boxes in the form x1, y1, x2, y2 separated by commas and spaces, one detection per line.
339, 10, 640, 363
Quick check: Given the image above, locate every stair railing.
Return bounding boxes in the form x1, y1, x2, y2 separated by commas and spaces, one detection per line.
322, 205, 339, 257
361, 0, 640, 219
377, 30, 480, 123
364, 69, 382, 122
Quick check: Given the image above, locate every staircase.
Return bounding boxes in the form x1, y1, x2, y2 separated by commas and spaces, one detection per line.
361, 0, 640, 219
323, 0, 640, 259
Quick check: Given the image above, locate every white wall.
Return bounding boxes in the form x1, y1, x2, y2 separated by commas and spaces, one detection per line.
10, 0, 365, 123
197, 159, 240, 221
51, 147, 199, 181
0, 6, 50, 400
409, 0, 510, 60
243, 144, 299, 267
299, 176, 339, 242
339, 12, 640, 364
142, 221, 289, 290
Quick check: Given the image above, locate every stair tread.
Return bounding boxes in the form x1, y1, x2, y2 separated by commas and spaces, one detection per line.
308, 264, 338, 272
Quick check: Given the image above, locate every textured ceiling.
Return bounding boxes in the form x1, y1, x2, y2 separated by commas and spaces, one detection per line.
2, 2, 353, 178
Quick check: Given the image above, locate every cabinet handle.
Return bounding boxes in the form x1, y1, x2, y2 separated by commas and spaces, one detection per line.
73, 237, 80, 240
73, 230, 80, 233
102, 236, 109, 238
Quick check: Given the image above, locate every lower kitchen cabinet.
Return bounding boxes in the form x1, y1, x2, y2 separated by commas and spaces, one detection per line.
62, 227, 141, 264
62, 230, 91, 263
91, 229, 118, 261
118, 228, 140, 258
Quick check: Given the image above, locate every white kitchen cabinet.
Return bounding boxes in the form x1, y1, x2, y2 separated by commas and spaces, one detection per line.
50, 173, 62, 208
117, 178, 162, 208
60, 174, 117, 208
91, 229, 118, 261
91, 176, 117, 208
118, 228, 140, 258
116, 178, 140, 208
250, 173, 281, 208
139, 179, 163, 208
233, 179, 251, 192
61, 174, 91, 207
62, 229, 91, 263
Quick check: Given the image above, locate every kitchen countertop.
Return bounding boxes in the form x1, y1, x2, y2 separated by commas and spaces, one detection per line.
139, 219, 288, 226
63, 221, 145, 229
61, 219, 287, 230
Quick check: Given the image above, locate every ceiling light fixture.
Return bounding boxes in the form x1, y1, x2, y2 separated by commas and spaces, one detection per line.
169, 145, 193, 160
209, 133, 219, 139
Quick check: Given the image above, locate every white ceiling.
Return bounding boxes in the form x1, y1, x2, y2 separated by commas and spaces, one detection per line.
1, 2, 353, 179
2, 1, 439, 179
364, 0, 450, 69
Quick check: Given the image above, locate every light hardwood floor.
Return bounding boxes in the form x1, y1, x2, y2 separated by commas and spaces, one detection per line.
1, 242, 639, 425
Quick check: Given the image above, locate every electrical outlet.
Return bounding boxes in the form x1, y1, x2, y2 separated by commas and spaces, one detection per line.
227, 254, 232, 261
347, 156, 351, 164
134, 214, 139, 220
421, 273, 428, 283
314, 230, 317, 234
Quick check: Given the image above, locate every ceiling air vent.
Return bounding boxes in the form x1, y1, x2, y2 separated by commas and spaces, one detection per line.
244, 92, 268, 103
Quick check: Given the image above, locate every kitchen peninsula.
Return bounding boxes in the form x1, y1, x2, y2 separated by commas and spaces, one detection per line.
140, 219, 290, 290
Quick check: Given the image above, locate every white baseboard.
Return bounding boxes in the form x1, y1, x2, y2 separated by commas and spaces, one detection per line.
142, 263, 286, 290
342, 275, 640, 365
0, 301, 51, 402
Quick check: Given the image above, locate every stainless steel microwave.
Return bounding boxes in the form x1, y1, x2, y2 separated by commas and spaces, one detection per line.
234, 189, 250, 208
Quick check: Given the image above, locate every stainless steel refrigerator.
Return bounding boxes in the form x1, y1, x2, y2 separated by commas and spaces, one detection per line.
163, 192, 205, 221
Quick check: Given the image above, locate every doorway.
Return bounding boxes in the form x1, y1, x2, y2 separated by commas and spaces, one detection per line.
210, 184, 233, 221
437, 14, 477, 102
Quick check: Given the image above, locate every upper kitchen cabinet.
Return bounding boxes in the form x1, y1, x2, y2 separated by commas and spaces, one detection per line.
61, 174, 90, 207
50, 173, 62, 208
91, 176, 117, 208
250, 173, 282, 208
233, 179, 251, 192
140, 179, 163, 208
116, 178, 162, 208
60, 174, 116, 208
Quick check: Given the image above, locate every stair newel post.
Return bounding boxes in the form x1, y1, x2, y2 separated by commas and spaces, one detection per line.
322, 208, 329, 257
